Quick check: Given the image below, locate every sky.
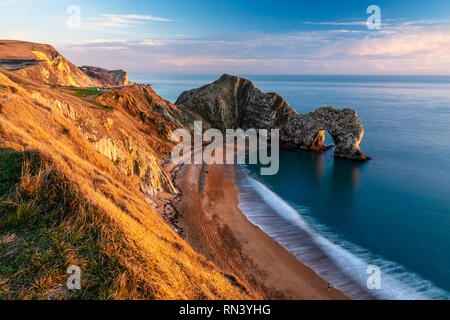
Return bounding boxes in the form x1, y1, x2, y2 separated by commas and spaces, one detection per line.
1, 0, 450, 74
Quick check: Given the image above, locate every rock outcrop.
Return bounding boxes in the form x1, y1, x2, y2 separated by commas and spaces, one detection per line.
176, 74, 368, 161
80, 66, 130, 87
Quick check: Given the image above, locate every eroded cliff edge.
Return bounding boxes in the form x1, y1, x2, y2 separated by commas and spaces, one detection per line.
0, 40, 129, 87
80, 66, 130, 87
176, 74, 369, 161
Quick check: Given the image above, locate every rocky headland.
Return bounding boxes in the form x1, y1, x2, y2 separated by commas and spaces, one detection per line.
176, 74, 368, 161
80, 66, 130, 87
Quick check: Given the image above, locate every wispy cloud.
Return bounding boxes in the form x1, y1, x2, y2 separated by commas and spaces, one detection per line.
346, 27, 450, 59
302, 18, 450, 28
393, 18, 450, 26
57, 13, 174, 31
62, 22, 450, 75
302, 21, 367, 26
0, 0, 19, 5
101, 14, 173, 23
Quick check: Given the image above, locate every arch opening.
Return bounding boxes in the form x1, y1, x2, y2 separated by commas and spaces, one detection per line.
310, 129, 334, 152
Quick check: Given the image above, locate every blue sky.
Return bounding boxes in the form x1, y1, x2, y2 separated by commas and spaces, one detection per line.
1, 0, 450, 74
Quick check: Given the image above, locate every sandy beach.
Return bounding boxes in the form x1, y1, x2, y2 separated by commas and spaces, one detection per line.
162, 160, 348, 300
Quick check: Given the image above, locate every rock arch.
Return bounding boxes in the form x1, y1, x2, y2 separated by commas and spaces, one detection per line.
176, 74, 369, 161
303, 107, 368, 161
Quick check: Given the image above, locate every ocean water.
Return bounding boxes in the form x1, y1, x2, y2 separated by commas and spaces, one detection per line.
130, 73, 450, 299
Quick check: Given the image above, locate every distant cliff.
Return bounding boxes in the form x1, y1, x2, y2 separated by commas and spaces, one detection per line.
0, 40, 101, 87
176, 74, 369, 161
0, 40, 130, 88
80, 66, 130, 87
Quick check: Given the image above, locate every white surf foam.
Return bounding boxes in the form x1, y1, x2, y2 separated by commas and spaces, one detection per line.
236, 169, 450, 300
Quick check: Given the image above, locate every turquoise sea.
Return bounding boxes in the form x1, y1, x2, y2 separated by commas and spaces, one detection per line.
130, 73, 450, 299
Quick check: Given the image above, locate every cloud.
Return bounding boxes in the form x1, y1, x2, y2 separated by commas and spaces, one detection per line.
101, 14, 173, 23
73, 13, 173, 31
346, 26, 450, 59
61, 24, 450, 75
396, 19, 450, 26
302, 18, 450, 29
0, 0, 19, 5
302, 21, 367, 26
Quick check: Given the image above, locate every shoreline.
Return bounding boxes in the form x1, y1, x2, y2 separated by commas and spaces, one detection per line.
164, 161, 348, 299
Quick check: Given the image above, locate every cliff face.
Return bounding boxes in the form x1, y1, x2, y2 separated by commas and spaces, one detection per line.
80, 66, 130, 87
0, 70, 177, 197
94, 84, 205, 155
0, 40, 130, 88
0, 40, 101, 87
176, 74, 368, 161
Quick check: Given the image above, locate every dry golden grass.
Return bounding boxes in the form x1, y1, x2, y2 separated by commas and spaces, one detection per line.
0, 69, 253, 299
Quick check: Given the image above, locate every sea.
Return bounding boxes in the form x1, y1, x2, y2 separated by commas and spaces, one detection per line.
130, 73, 450, 300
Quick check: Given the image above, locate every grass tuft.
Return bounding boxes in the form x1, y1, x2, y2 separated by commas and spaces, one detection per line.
0, 150, 128, 299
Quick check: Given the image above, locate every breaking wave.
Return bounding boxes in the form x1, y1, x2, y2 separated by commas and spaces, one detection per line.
235, 167, 450, 300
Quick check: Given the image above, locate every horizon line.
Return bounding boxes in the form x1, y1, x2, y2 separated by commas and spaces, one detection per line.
128, 72, 450, 77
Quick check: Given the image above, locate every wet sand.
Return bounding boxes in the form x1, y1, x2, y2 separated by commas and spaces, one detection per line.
166, 161, 348, 300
